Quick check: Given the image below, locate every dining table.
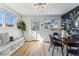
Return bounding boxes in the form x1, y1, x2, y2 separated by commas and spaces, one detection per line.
60, 35, 79, 55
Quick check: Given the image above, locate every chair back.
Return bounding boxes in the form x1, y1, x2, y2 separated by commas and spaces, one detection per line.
53, 32, 60, 41
53, 32, 59, 35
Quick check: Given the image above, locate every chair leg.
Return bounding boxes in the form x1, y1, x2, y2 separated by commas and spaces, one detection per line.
48, 46, 50, 51
57, 47, 58, 51
61, 46, 64, 56
52, 46, 55, 56
66, 46, 69, 56
66, 50, 69, 56
48, 44, 52, 51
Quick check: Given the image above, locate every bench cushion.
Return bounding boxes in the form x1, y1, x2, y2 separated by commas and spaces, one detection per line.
0, 32, 10, 45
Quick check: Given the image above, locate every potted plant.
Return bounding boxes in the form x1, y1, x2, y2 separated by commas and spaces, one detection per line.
17, 21, 26, 37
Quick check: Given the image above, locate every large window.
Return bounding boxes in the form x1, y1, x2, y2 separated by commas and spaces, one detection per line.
0, 11, 3, 26
44, 17, 56, 29
44, 17, 61, 29
32, 17, 40, 31
44, 17, 61, 34
5, 12, 14, 26
0, 9, 14, 27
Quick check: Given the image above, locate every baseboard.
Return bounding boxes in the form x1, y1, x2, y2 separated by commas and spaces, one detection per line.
31, 40, 40, 42
25, 40, 50, 43
25, 40, 32, 42
43, 41, 50, 43
25, 40, 39, 42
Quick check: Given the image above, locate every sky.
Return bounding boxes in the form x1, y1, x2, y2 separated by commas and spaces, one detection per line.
0, 11, 14, 25
6, 14, 14, 25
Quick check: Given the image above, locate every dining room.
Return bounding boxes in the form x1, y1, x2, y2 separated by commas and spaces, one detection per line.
48, 5, 79, 56
0, 3, 79, 56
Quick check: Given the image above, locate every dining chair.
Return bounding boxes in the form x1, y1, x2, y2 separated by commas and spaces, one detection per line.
67, 43, 79, 56
48, 33, 64, 56
48, 35, 53, 51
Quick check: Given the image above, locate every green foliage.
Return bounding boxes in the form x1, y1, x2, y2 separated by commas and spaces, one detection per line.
17, 21, 26, 31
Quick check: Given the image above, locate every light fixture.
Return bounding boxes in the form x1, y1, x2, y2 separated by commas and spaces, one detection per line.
33, 3, 47, 9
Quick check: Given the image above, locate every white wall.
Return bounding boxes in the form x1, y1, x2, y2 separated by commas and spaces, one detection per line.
0, 4, 62, 41
0, 4, 21, 38
23, 16, 61, 42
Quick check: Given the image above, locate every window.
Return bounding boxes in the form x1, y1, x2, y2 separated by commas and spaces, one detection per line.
44, 17, 61, 29
32, 17, 40, 31
0, 11, 3, 26
0, 9, 14, 27
50, 19, 61, 29
44, 17, 55, 29
5, 12, 14, 26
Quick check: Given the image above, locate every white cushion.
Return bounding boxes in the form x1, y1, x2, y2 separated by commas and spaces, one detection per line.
0, 32, 10, 45
0, 33, 6, 45
3, 32, 10, 43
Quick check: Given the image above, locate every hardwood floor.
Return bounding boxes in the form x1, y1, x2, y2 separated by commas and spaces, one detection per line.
11, 42, 48, 56
11, 41, 66, 56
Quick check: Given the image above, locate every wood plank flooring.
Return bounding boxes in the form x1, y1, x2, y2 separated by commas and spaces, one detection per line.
11, 42, 48, 56
11, 41, 67, 56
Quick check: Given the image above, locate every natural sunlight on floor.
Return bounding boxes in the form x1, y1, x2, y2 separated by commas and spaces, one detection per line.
31, 30, 44, 42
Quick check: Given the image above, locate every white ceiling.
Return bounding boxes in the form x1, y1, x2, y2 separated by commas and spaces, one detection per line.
4, 3, 79, 16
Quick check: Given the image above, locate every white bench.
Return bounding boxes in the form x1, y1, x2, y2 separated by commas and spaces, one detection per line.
0, 37, 24, 56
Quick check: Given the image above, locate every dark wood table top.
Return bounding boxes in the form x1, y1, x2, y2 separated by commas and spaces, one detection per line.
60, 36, 79, 44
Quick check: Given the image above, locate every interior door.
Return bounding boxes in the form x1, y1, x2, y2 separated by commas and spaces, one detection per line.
31, 17, 41, 41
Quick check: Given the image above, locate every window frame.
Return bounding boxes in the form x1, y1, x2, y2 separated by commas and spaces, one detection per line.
5, 11, 14, 27
0, 9, 4, 26
0, 9, 15, 27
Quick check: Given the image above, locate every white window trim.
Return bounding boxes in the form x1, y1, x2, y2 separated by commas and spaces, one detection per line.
0, 8, 16, 27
